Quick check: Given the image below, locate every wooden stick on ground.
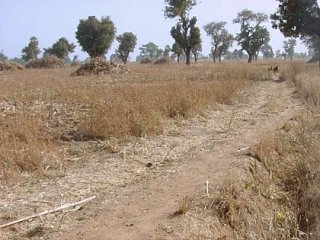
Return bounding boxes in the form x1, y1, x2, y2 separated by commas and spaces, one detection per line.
0, 196, 96, 229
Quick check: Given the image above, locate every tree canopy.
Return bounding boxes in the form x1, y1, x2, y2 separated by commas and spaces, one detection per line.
76, 16, 116, 58
283, 38, 297, 60
191, 42, 202, 63
22, 36, 41, 61
164, 0, 197, 18
116, 32, 137, 64
233, 9, 269, 63
204, 21, 233, 62
164, 0, 201, 65
271, 0, 320, 61
271, 0, 320, 38
139, 42, 162, 59
260, 43, 274, 59
44, 37, 75, 59
171, 42, 183, 62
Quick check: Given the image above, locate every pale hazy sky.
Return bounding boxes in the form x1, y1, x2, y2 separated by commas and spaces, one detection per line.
0, 0, 308, 60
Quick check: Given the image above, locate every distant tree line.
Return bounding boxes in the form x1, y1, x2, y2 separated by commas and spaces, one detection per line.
4, 0, 320, 65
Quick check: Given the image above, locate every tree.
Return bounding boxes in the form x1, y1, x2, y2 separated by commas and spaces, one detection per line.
139, 42, 161, 59
305, 36, 320, 62
225, 49, 248, 60
271, 0, 320, 38
0, 50, 8, 60
204, 21, 233, 62
22, 36, 41, 61
283, 38, 297, 60
260, 43, 274, 59
44, 37, 75, 59
164, 0, 201, 65
233, 9, 270, 63
192, 42, 202, 63
164, 45, 171, 58
116, 32, 137, 64
271, 0, 320, 62
171, 42, 183, 62
76, 16, 116, 58
217, 30, 233, 62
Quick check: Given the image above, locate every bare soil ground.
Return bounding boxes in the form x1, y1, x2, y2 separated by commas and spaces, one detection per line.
0, 78, 304, 239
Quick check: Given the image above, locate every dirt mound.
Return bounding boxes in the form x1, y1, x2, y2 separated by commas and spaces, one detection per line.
140, 58, 153, 64
0, 60, 24, 72
26, 56, 64, 69
154, 57, 171, 65
71, 58, 128, 76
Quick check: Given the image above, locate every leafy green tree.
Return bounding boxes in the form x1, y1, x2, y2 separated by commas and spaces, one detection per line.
260, 43, 274, 59
225, 49, 248, 60
275, 50, 281, 58
283, 38, 297, 60
22, 36, 41, 61
305, 36, 320, 62
116, 32, 137, 64
192, 42, 202, 63
171, 42, 183, 62
76, 16, 116, 58
164, 45, 171, 58
272, 0, 320, 62
233, 9, 269, 63
139, 42, 160, 59
0, 50, 8, 60
271, 0, 320, 38
156, 48, 164, 58
164, 0, 201, 65
44, 37, 75, 59
204, 21, 233, 62
217, 31, 233, 62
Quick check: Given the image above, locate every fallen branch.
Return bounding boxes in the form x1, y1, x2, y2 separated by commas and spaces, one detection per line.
0, 196, 96, 229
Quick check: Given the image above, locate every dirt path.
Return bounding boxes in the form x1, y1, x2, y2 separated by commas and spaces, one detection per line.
0, 80, 304, 240
55, 80, 303, 240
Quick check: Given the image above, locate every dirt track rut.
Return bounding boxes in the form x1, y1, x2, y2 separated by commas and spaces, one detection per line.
56, 80, 304, 240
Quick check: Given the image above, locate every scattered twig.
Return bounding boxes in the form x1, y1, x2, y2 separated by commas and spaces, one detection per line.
0, 196, 96, 229
164, 146, 176, 162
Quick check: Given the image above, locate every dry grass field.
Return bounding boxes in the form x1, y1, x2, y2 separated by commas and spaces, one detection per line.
0, 60, 319, 239
168, 62, 320, 240
0, 61, 260, 178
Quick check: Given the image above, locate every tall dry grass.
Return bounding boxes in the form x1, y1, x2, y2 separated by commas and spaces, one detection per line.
0, 111, 53, 179
279, 61, 320, 108
0, 62, 271, 177
296, 69, 320, 108
202, 112, 320, 239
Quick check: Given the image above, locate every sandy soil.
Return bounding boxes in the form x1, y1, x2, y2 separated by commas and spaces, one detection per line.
0, 79, 304, 240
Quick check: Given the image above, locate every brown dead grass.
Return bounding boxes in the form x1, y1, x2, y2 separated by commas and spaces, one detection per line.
0, 111, 54, 179
0, 61, 274, 178
198, 111, 320, 240
182, 61, 320, 239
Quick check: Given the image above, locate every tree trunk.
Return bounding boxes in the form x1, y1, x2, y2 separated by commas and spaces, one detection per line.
248, 54, 253, 63
177, 55, 180, 63
186, 48, 191, 65
218, 54, 222, 63
194, 54, 198, 63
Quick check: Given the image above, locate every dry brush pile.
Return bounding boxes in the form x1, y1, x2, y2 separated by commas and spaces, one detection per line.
26, 55, 64, 69
71, 58, 128, 76
0, 60, 24, 72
